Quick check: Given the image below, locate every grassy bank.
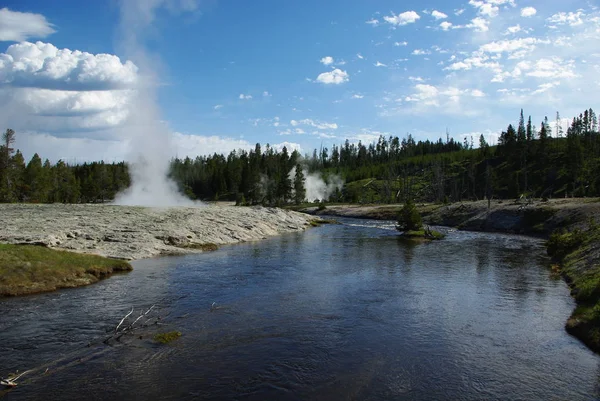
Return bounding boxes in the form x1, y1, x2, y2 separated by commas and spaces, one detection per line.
549, 227, 600, 352
0, 244, 132, 296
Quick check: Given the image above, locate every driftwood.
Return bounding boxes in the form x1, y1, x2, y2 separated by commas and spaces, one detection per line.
1, 370, 31, 387
104, 304, 160, 344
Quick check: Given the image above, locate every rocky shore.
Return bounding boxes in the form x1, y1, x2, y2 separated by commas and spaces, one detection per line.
0, 204, 315, 260
302, 198, 600, 236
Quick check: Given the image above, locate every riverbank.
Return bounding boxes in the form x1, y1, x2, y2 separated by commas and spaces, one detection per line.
301, 199, 600, 353
0, 244, 132, 296
300, 198, 600, 236
0, 204, 314, 296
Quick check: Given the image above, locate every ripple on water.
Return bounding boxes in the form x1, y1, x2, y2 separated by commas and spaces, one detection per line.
0, 218, 598, 400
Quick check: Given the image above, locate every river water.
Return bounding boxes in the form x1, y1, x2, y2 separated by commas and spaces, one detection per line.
1, 218, 599, 400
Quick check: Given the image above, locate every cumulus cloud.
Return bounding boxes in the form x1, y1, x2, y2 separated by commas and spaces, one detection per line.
374, 61, 387, 67
520, 7, 537, 17
351, 94, 364, 99
467, 17, 490, 32
431, 10, 448, 20
366, 18, 379, 26
394, 41, 408, 46
479, 37, 543, 55
14, 130, 297, 164
547, 11, 585, 27
0, 8, 56, 42
315, 68, 349, 84
320, 56, 334, 65
239, 93, 252, 100
440, 21, 453, 30
0, 41, 138, 139
0, 41, 138, 90
383, 11, 420, 26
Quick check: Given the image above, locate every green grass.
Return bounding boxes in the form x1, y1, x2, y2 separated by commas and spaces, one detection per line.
309, 218, 339, 227
551, 226, 600, 352
180, 242, 219, 252
402, 229, 445, 240
0, 244, 132, 296
153, 331, 182, 344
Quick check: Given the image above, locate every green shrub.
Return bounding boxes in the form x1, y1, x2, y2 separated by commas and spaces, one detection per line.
546, 229, 585, 260
153, 331, 182, 344
397, 199, 423, 232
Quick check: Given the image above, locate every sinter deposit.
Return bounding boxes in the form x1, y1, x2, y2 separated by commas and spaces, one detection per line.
0, 204, 313, 260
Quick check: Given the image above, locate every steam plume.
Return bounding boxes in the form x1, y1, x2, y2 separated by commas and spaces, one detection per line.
113, 0, 196, 207
289, 166, 344, 202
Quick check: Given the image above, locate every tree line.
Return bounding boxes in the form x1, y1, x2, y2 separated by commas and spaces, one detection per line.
0, 107, 598, 204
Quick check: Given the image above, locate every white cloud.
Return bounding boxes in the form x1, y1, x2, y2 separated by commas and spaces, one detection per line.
263, 91, 271, 97
505, 24, 521, 34
525, 58, 577, 79
0, 8, 56, 42
440, 21, 453, 30
290, 118, 338, 130
213, 104, 223, 110
357, 53, 364, 59
320, 56, 334, 65
383, 11, 420, 26
374, 61, 387, 67
351, 94, 364, 99
480, 37, 543, 54
467, 17, 490, 32
547, 11, 585, 27
14, 130, 267, 164
520, 7, 537, 17
0, 41, 138, 90
531, 81, 561, 95
431, 10, 448, 20
239, 93, 252, 100
471, 89, 486, 97
271, 141, 302, 153
455, 8, 465, 16
315, 68, 349, 84
0, 41, 139, 139
409, 76, 425, 81
394, 41, 408, 46
366, 18, 379, 26
412, 49, 431, 55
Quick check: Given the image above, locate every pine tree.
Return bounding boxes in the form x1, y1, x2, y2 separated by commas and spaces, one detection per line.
293, 164, 306, 205
25, 153, 46, 202
397, 198, 423, 232
517, 109, 526, 142
0, 129, 16, 202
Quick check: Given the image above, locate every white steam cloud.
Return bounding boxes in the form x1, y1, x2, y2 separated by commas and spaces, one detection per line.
289, 166, 344, 202
113, 0, 197, 207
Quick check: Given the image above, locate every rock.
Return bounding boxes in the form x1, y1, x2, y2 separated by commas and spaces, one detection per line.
0, 204, 313, 260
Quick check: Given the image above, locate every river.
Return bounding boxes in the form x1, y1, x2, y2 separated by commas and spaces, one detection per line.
1, 218, 599, 400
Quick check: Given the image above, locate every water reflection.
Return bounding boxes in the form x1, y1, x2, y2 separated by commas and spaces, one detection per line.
0, 218, 599, 400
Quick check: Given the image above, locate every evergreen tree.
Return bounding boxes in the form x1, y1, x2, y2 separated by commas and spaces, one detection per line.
397, 199, 423, 232
25, 153, 47, 202
293, 164, 306, 205
0, 128, 16, 202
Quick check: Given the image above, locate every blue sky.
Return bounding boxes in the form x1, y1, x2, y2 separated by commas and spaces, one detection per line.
0, 0, 599, 162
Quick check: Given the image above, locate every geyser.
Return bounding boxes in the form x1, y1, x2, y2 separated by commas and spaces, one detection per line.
113, 0, 197, 207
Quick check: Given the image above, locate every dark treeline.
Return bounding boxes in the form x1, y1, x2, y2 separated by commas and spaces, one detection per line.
0, 129, 129, 203
0, 107, 598, 204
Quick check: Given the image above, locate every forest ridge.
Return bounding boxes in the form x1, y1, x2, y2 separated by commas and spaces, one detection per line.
0, 108, 597, 205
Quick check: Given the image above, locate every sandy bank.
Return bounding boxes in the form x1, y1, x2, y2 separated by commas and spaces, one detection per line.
0, 204, 314, 260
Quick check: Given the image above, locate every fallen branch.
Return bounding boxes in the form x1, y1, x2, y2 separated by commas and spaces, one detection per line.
1, 370, 31, 388
114, 307, 134, 334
